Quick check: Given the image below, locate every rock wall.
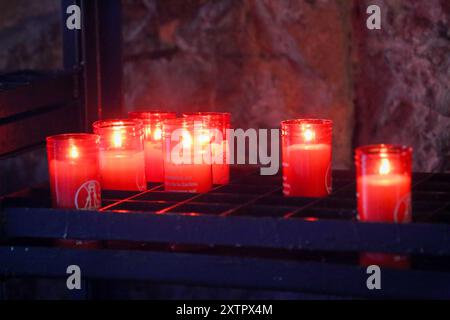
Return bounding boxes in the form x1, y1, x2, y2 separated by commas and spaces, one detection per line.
353, 0, 450, 171
0, 0, 448, 171
122, 0, 355, 168
0, 0, 62, 72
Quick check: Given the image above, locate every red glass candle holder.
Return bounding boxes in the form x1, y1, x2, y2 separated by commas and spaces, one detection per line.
93, 119, 146, 191
129, 111, 177, 183
281, 119, 333, 197
355, 144, 412, 223
356, 144, 413, 269
162, 117, 213, 193
47, 134, 102, 250
183, 112, 231, 185
47, 134, 101, 210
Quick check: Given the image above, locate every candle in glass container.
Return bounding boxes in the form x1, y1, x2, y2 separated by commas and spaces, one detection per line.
47, 133, 102, 249
356, 144, 412, 223
281, 119, 333, 197
47, 134, 101, 209
93, 120, 146, 191
356, 144, 413, 269
129, 111, 177, 183
163, 117, 213, 193
183, 112, 231, 185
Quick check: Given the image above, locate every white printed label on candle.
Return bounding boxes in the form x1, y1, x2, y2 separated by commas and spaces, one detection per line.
75, 180, 101, 210
394, 193, 412, 223
325, 164, 332, 194
136, 171, 147, 191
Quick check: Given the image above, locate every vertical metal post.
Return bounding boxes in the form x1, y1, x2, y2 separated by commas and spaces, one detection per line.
61, 0, 123, 131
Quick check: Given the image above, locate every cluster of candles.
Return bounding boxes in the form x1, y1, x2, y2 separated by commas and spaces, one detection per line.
47, 117, 412, 227
46, 112, 231, 210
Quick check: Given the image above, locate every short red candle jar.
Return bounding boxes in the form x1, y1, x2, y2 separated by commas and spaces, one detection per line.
93, 119, 146, 191
183, 112, 231, 185
162, 117, 213, 193
281, 119, 333, 198
46, 134, 102, 209
129, 111, 177, 183
355, 144, 413, 223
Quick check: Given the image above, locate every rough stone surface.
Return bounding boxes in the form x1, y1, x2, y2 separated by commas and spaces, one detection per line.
0, 0, 62, 72
353, 0, 450, 171
122, 0, 355, 168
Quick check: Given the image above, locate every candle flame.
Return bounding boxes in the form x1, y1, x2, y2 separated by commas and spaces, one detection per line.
379, 158, 391, 175
303, 128, 315, 142
198, 131, 211, 145
112, 130, 123, 148
153, 128, 162, 141
69, 145, 79, 159
182, 131, 192, 148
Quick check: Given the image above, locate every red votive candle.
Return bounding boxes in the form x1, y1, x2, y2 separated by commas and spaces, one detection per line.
355, 144, 412, 223
47, 133, 102, 249
129, 111, 177, 183
356, 144, 413, 269
183, 112, 231, 185
281, 119, 333, 197
162, 117, 213, 193
93, 119, 146, 191
47, 134, 101, 209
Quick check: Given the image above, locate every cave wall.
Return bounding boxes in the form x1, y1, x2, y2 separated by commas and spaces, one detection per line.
122, 0, 355, 168
0, 0, 449, 171
352, 0, 450, 172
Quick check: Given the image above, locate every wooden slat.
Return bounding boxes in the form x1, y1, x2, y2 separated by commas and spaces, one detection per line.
0, 101, 81, 155
0, 246, 449, 299
0, 72, 77, 120
2, 208, 450, 256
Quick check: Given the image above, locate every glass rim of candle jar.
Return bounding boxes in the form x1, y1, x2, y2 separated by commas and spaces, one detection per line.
355, 144, 413, 161
93, 119, 143, 132
46, 133, 100, 156
355, 144, 413, 176
182, 111, 231, 121
129, 111, 177, 122
182, 112, 231, 135
162, 117, 212, 140
281, 118, 333, 142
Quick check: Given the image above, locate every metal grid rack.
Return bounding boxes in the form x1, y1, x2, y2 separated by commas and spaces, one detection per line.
1, 166, 450, 299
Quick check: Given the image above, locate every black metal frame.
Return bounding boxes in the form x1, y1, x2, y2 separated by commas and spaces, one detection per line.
0, 0, 123, 158
1, 167, 450, 299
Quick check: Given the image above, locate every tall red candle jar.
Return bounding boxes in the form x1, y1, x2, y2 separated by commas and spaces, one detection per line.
93, 119, 146, 191
281, 119, 333, 197
162, 117, 213, 193
129, 111, 177, 183
47, 134, 102, 209
356, 144, 412, 223
183, 112, 231, 185
356, 144, 412, 269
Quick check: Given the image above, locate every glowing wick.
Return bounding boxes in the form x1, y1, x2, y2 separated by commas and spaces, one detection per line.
153, 128, 162, 141
69, 145, 79, 159
182, 131, 193, 148
379, 158, 391, 175
303, 128, 315, 142
112, 130, 123, 148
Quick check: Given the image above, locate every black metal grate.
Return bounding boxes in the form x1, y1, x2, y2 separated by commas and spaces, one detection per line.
98, 168, 450, 224
3, 166, 450, 224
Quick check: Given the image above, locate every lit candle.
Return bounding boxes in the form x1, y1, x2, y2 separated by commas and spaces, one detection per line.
93, 120, 146, 191
46, 134, 101, 209
47, 133, 102, 249
356, 144, 413, 269
183, 112, 231, 185
281, 119, 333, 197
163, 117, 213, 193
129, 111, 177, 183
356, 145, 412, 223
